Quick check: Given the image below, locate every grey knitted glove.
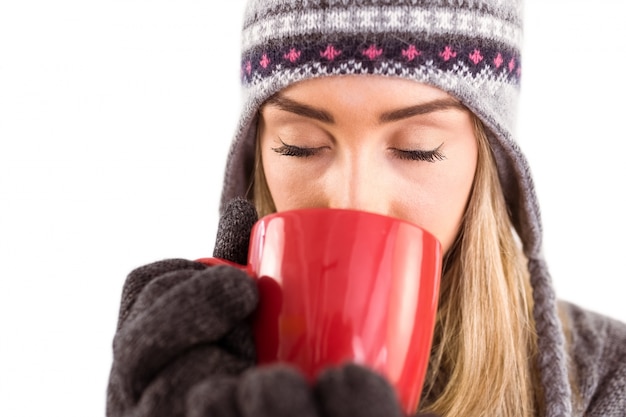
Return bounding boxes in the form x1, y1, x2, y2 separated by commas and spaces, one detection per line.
106, 198, 259, 417
186, 362, 437, 417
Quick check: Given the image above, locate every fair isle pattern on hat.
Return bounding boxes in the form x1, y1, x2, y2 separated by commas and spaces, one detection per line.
242, 39, 521, 85
219, 2, 572, 414
241, 4, 523, 82
241, 4, 523, 78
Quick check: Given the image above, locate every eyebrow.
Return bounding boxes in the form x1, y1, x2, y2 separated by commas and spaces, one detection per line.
264, 94, 335, 123
379, 98, 467, 122
264, 94, 466, 124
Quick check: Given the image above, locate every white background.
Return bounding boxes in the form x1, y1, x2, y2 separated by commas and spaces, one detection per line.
1, 1, 624, 416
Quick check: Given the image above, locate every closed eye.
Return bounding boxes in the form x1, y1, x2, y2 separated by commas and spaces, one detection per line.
271, 138, 325, 158
391, 143, 446, 162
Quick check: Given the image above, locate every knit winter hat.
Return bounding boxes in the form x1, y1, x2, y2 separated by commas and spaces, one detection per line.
219, 0, 571, 414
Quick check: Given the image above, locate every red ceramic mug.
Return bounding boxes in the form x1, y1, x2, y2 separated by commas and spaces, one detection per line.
198, 208, 442, 414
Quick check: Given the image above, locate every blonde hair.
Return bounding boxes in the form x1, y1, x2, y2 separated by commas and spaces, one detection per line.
253, 124, 276, 217
252, 115, 541, 417
418, 116, 541, 416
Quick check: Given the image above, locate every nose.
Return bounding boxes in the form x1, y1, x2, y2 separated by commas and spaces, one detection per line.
327, 153, 390, 215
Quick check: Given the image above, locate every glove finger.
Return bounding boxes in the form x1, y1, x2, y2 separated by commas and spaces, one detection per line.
113, 265, 258, 401
108, 345, 250, 417
315, 363, 404, 417
187, 376, 240, 417
218, 320, 256, 364
124, 268, 198, 328
116, 258, 207, 330
237, 365, 319, 417
213, 197, 258, 266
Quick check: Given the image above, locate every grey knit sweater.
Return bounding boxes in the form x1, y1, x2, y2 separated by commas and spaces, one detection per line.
560, 301, 626, 416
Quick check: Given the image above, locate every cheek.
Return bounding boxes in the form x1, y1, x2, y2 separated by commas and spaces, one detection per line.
429, 168, 475, 252
427, 150, 477, 253
261, 149, 323, 210
395, 143, 477, 253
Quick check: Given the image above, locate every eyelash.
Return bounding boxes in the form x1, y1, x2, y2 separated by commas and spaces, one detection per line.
392, 143, 446, 162
271, 143, 318, 158
271, 139, 446, 162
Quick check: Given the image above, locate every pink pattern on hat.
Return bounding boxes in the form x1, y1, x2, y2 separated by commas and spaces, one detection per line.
469, 49, 483, 65
508, 58, 516, 72
494, 53, 504, 69
493, 52, 504, 68
439, 46, 457, 61
362, 44, 383, 60
321, 45, 342, 61
284, 48, 301, 63
402, 45, 421, 61
260, 54, 271, 69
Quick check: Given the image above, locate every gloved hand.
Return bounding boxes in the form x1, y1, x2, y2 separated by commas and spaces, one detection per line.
106, 197, 259, 417
187, 362, 415, 417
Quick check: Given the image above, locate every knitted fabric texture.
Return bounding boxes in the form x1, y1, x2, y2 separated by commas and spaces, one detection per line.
218, 0, 571, 414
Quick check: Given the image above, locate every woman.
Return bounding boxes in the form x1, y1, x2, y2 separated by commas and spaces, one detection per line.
106, 1, 626, 416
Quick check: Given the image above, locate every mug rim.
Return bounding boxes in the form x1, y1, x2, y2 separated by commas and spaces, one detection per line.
257, 207, 442, 247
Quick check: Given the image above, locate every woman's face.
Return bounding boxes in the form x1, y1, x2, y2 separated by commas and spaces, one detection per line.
258, 76, 478, 253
